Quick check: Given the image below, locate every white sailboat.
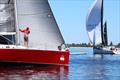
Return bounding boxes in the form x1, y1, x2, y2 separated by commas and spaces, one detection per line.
0, 0, 69, 66
86, 0, 115, 54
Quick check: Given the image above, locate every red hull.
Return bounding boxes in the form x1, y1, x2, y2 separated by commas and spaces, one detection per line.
0, 48, 69, 66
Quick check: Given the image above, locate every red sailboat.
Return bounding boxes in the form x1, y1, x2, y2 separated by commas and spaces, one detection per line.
0, 0, 69, 66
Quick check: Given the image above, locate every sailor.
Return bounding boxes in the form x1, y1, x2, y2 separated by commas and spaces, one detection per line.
19, 27, 30, 47
58, 44, 66, 51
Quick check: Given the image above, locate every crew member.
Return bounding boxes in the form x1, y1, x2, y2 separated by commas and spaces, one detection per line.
19, 27, 30, 47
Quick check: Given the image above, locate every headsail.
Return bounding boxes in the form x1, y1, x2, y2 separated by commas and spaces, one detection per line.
86, 0, 103, 45
15, 0, 65, 50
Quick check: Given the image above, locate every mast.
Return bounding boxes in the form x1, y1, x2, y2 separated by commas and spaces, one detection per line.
101, 0, 104, 46
14, 0, 20, 45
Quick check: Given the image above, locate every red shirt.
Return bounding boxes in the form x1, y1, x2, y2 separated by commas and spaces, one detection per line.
19, 28, 30, 35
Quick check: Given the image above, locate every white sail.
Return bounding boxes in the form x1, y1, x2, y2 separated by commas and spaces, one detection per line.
15, 0, 65, 50
86, 0, 103, 45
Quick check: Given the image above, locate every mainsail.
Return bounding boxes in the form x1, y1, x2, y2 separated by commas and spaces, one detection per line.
15, 0, 65, 50
86, 0, 103, 45
0, 0, 16, 44
103, 21, 108, 46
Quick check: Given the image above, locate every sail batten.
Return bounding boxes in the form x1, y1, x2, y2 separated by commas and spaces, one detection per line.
86, 0, 103, 45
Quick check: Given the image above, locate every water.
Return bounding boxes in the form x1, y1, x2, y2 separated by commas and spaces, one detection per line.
69, 48, 120, 80
0, 48, 120, 80
0, 65, 68, 80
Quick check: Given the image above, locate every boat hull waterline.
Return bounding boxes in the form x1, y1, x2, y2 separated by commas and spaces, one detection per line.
93, 48, 115, 55
0, 48, 69, 66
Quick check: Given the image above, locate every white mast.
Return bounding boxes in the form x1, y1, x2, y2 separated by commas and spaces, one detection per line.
14, 0, 20, 45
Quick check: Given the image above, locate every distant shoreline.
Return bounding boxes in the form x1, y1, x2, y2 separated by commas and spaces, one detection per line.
68, 45, 120, 48
66, 43, 120, 48
68, 46, 93, 48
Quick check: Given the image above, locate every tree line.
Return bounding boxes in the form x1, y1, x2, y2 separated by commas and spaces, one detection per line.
66, 42, 120, 48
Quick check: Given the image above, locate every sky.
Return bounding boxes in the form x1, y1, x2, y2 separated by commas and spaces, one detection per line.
49, 0, 120, 44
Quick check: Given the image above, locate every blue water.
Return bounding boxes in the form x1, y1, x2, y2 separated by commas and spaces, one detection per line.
69, 48, 120, 80
0, 48, 120, 80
